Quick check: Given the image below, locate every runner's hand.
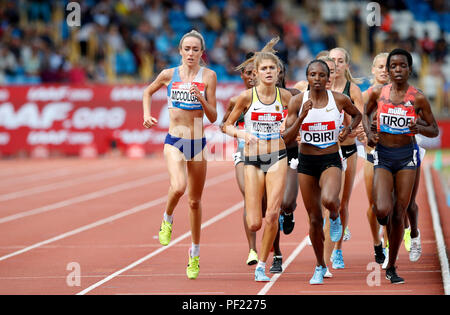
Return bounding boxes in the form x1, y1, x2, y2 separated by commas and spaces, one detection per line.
299, 99, 313, 120
367, 131, 379, 147
408, 120, 419, 134
143, 116, 158, 128
245, 133, 258, 145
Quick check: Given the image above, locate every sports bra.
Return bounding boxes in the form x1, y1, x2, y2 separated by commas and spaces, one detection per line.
299, 90, 343, 149
244, 87, 284, 140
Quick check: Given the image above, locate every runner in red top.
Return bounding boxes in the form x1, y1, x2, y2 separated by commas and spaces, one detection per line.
363, 48, 439, 284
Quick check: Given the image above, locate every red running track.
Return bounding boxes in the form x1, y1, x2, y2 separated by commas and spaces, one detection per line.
0, 155, 446, 295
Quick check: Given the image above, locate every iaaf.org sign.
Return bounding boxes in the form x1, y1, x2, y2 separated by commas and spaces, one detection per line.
0, 83, 243, 156
0, 102, 126, 130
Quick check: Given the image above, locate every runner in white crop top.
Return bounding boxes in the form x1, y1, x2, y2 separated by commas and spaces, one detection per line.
244, 86, 285, 140
299, 90, 344, 149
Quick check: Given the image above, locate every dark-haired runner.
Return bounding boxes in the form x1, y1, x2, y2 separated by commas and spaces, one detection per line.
363, 48, 439, 284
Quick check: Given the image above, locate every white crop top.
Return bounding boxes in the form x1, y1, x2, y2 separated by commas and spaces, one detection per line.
299, 90, 343, 149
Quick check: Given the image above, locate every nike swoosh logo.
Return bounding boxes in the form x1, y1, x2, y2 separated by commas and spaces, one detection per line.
254, 107, 263, 111
326, 108, 333, 112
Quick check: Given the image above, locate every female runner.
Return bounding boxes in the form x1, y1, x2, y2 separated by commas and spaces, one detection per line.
223, 40, 292, 281
363, 48, 439, 283
142, 30, 217, 279
283, 59, 361, 284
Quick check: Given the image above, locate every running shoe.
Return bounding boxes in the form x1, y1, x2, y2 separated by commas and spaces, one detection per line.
329, 216, 343, 242
186, 251, 200, 279
374, 243, 386, 264
269, 256, 283, 273
331, 249, 345, 269
385, 266, 404, 284
246, 249, 258, 266
343, 227, 351, 241
282, 212, 295, 235
255, 267, 270, 282
309, 265, 327, 285
409, 230, 422, 262
403, 228, 411, 252
158, 220, 172, 246
324, 267, 333, 278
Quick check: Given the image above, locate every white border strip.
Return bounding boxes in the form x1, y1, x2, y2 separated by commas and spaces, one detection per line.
424, 163, 450, 295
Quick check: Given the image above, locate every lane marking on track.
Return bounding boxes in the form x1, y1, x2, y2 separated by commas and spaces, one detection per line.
258, 167, 365, 295
424, 163, 450, 295
0, 160, 123, 187
0, 171, 235, 263
0, 172, 169, 224
0, 168, 133, 202
76, 199, 244, 295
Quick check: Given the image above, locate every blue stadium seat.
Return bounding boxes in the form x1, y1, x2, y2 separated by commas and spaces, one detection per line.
115, 49, 136, 75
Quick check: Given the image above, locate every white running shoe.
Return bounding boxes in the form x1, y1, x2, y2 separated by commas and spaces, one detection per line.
409, 230, 422, 262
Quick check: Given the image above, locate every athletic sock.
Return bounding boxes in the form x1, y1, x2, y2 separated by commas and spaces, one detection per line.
257, 261, 266, 270
164, 212, 173, 224
191, 243, 200, 257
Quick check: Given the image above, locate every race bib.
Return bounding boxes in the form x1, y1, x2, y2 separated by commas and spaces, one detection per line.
170, 82, 205, 110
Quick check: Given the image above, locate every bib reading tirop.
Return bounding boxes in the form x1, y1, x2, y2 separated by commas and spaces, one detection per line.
167, 67, 205, 110
377, 84, 418, 136
300, 90, 343, 149
244, 87, 284, 140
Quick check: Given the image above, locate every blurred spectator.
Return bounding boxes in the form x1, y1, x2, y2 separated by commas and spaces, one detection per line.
144, 0, 165, 30
239, 26, 260, 53
68, 59, 87, 84
433, 31, 447, 63
322, 23, 338, 51
107, 25, 126, 53
420, 31, 435, 55
0, 45, 18, 77
203, 6, 223, 32
405, 27, 418, 50
185, 0, 208, 19
21, 40, 43, 76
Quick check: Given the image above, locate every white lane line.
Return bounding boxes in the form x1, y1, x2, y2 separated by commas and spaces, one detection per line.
0, 172, 235, 263
0, 172, 169, 224
77, 199, 244, 295
257, 236, 309, 295
424, 163, 450, 295
0, 168, 131, 202
0, 160, 121, 187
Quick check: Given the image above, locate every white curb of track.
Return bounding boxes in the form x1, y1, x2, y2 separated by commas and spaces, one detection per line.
424, 163, 450, 295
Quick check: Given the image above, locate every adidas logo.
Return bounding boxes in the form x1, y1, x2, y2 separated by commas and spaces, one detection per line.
407, 161, 415, 167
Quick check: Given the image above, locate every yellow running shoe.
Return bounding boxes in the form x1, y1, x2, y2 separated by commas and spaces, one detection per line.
404, 228, 411, 252
158, 220, 172, 246
246, 249, 258, 265
186, 254, 200, 279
